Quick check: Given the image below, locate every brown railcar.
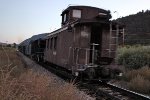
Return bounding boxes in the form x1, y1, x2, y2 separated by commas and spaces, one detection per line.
44, 6, 124, 79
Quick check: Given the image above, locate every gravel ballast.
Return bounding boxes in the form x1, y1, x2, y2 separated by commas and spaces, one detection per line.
18, 52, 95, 100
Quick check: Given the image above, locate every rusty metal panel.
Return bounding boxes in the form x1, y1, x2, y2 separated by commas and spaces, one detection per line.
74, 25, 91, 65
44, 24, 92, 71
57, 30, 74, 68
101, 29, 110, 57
45, 28, 75, 70
80, 26, 91, 48
62, 6, 111, 26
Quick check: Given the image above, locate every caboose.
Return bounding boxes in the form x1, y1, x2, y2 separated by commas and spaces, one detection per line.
44, 6, 124, 79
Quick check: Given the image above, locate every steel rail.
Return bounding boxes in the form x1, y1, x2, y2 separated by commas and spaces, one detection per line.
36, 61, 150, 100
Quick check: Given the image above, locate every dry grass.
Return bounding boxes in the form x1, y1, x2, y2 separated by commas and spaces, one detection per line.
0, 47, 25, 77
117, 45, 150, 94
122, 66, 150, 94
128, 75, 150, 94
0, 46, 94, 100
123, 66, 150, 81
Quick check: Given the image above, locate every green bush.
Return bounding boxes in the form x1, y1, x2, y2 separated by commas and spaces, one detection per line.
117, 46, 150, 69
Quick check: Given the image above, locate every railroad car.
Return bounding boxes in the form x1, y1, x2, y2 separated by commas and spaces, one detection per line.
44, 5, 125, 80
19, 33, 48, 61
18, 38, 31, 55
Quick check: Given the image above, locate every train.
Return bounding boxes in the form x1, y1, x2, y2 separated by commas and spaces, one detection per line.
18, 33, 48, 61
19, 5, 125, 80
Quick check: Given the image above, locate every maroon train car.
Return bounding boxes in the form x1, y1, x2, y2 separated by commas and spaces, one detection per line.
44, 6, 124, 79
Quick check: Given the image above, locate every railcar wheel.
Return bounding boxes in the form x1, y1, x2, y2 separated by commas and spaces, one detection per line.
101, 67, 110, 77
86, 68, 95, 80
110, 71, 115, 79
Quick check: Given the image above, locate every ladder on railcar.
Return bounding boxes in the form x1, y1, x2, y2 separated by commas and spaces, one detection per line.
109, 23, 125, 64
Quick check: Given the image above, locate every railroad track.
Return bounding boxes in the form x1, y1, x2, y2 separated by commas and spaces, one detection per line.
38, 62, 150, 100
78, 80, 150, 100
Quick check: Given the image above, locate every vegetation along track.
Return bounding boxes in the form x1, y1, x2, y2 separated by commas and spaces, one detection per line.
79, 80, 150, 100
37, 62, 150, 100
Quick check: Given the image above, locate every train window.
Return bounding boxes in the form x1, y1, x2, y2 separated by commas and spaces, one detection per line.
47, 39, 49, 49
50, 38, 53, 49
63, 14, 67, 22
49, 38, 51, 49
72, 9, 81, 18
62, 12, 69, 24
54, 37, 57, 50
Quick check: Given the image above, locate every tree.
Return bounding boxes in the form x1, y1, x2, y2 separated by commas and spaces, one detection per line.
13, 43, 17, 48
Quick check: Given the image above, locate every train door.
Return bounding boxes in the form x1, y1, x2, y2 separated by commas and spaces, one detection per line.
90, 25, 102, 64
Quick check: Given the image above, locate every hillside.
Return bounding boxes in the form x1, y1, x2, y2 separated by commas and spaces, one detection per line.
117, 10, 150, 45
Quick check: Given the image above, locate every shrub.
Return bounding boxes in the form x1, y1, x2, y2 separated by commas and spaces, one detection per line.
117, 46, 150, 69
128, 75, 150, 94
0, 47, 94, 100
122, 66, 150, 94
0, 67, 93, 100
123, 69, 139, 82
137, 66, 150, 81
123, 66, 150, 81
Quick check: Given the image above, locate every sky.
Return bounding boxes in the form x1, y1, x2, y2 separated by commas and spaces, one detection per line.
0, 0, 150, 44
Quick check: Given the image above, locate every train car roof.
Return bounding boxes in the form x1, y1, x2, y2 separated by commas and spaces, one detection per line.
62, 5, 110, 14
19, 33, 48, 46
47, 19, 125, 37
19, 38, 31, 46
30, 33, 48, 41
